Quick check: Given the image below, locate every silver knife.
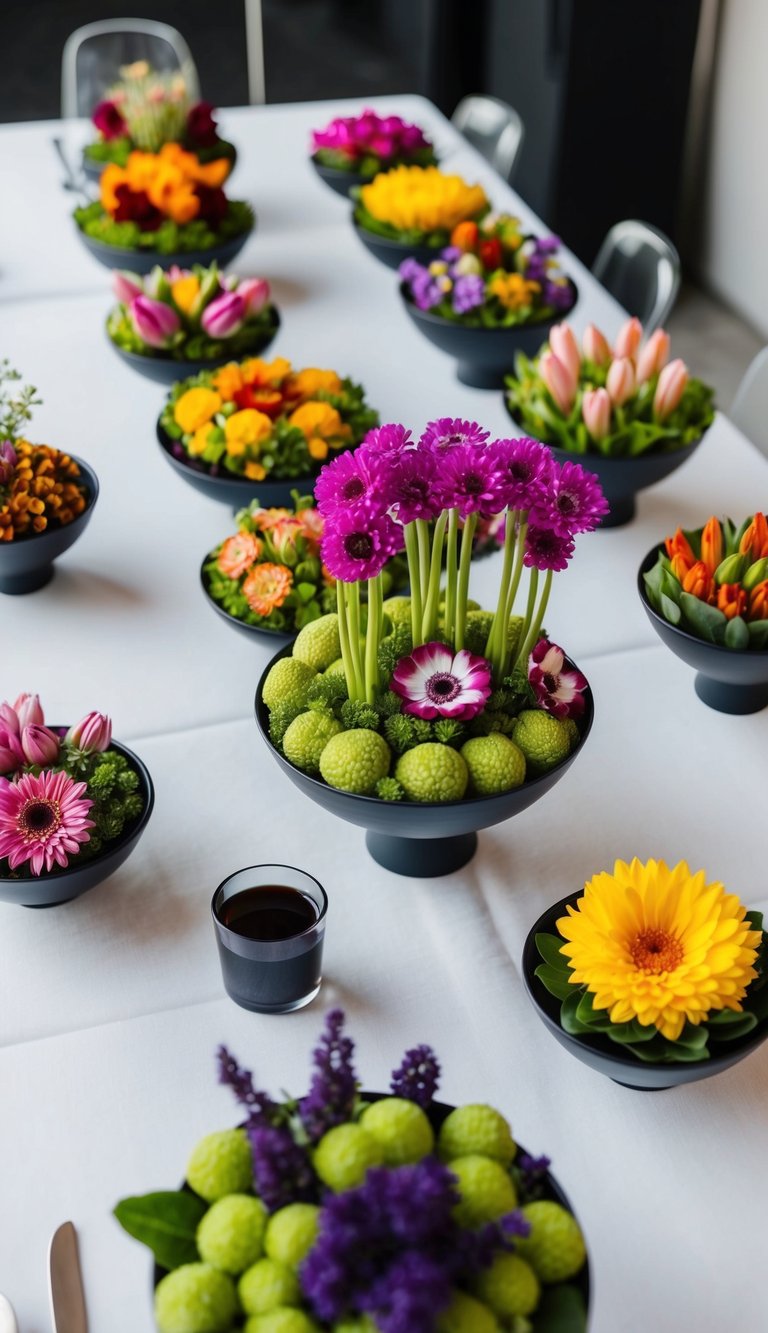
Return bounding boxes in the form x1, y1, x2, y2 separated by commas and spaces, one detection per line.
48, 1222, 88, 1333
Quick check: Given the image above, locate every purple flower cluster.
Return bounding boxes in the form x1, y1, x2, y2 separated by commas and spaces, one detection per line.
400, 253, 485, 316
516, 1150, 552, 1201
522, 235, 574, 311
400, 233, 574, 317
216, 1045, 276, 1122
299, 1008, 358, 1143
312, 109, 432, 163
390, 1044, 441, 1107
248, 1123, 317, 1212
315, 419, 608, 582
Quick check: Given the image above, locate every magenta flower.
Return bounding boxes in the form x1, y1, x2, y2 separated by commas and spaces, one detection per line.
549, 459, 608, 535
433, 443, 505, 518
490, 437, 554, 512
92, 99, 127, 140
0, 727, 24, 775
314, 449, 385, 519
13, 693, 44, 729
112, 270, 144, 305
524, 523, 575, 572
21, 724, 60, 766
391, 643, 492, 720
130, 295, 180, 349
0, 769, 93, 876
0, 440, 16, 486
236, 278, 270, 317
312, 110, 431, 161
418, 417, 490, 452
201, 291, 245, 339
362, 423, 413, 455
382, 449, 439, 523
528, 639, 587, 720
321, 511, 403, 582
66, 711, 113, 753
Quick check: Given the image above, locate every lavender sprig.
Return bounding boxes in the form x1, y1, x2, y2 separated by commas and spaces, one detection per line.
390, 1044, 440, 1108
216, 1044, 276, 1122
248, 1124, 318, 1212
516, 1150, 552, 1202
299, 1009, 357, 1143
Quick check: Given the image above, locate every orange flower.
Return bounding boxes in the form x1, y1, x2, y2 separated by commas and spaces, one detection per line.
700, 517, 723, 576
739, 511, 768, 562
174, 387, 222, 435
253, 507, 292, 531
670, 552, 692, 582
288, 402, 351, 459
682, 561, 715, 603
298, 508, 324, 545
244, 461, 267, 481
217, 532, 261, 579
100, 144, 230, 224
284, 368, 343, 402
717, 583, 748, 620
224, 409, 273, 457
748, 580, 768, 620
212, 363, 245, 400
241, 357, 292, 388
664, 527, 695, 574
451, 220, 479, 251
242, 563, 293, 616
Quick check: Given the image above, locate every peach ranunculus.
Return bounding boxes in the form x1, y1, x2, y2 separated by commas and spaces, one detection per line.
252, 507, 293, 531
298, 508, 324, 545
241, 357, 293, 388
242, 563, 294, 616
288, 401, 352, 461
284, 368, 343, 401
224, 409, 274, 457
174, 387, 222, 435
212, 363, 245, 400
217, 532, 262, 579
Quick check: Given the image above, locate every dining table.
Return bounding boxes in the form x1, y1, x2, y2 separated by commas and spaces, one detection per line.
0, 94, 765, 1333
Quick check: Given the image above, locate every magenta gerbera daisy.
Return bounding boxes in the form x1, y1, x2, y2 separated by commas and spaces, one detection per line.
0, 768, 94, 876
314, 448, 385, 519
418, 417, 490, 452
524, 523, 575, 572
433, 443, 506, 518
490, 437, 555, 512
321, 510, 403, 582
391, 643, 492, 720
361, 423, 413, 455
384, 448, 439, 524
548, 460, 608, 535
528, 639, 587, 719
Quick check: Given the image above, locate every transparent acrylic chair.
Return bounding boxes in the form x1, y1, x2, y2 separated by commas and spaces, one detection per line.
730, 347, 768, 460
592, 220, 681, 332
452, 95, 525, 182
61, 19, 199, 119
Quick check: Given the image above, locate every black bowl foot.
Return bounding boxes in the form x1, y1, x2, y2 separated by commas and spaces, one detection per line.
610, 1078, 670, 1091
0, 563, 54, 594
694, 673, 768, 714
457, 361, 507, 390
23, 898, 73, 909
600, 495, 636, 528
365, 830, 478, 876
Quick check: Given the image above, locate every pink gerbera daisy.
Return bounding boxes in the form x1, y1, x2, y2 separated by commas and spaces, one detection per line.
391, 642, 492, 720
528, 639, 587, 720
0, 769, 94, 876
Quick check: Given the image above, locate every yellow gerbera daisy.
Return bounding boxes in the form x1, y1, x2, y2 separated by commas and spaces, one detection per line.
360, 166, 488, 235
557, 859, 761, 1041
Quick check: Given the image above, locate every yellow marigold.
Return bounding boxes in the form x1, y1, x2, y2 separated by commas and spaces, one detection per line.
224, 409, 273, 456
242, 562, 293, 616
244, 461, 267, 481
188, 425, 213, 457
285, 368, 343, 401
171, 275, 201, 315
360, 166, 488, 235
288, 401, 351, 448
174, 387, 222, 435
212, 363, 245, 400
488, 272, 541, 310
242, 357, 293, 388
557, 858, 762, 1042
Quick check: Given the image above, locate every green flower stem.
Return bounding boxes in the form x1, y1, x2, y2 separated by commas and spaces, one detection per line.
421, 510, 449, 643
486, 509, 519, 668
416, 518, 431, 607
364, 575, 383, 703
336, 580, 357, 701
403, 522, 423, 646
514, 568, 553, 673
444, 509, 459, 645
346, 581, 365, 700
454, 511, 478, 650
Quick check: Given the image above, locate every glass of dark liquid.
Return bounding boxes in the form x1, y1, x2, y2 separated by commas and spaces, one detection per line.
211, 865, 328, 1014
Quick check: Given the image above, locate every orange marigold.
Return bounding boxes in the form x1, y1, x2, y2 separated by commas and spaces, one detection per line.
242, 562, 293, 617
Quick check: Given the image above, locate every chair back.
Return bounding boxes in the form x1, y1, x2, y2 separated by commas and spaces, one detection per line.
592, 220, 681, 332
452, 95, 524, 182
730, 346, 768, 459
61, 19, 198, 120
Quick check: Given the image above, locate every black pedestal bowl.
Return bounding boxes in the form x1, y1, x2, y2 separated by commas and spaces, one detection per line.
0, 457, 99, 595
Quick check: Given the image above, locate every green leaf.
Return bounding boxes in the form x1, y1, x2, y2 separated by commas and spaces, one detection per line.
725, 616, 750, 650
707, 1012, 757, 1042
535, 932, 571, 971
534, 963, 575, 1002
533, 1283, 588, 1333
574, 990, 612, 1029
748, 619, 768, 647
679, 592, 727, 643
113, 1191, 206, 1270
296, 582, 316, 603
642, 560, 665, 611
660, 593, 682, 625
659, 568, 683, 605
603, 1018, 657, 1043
560, 990, 592, 1035
671, 1023, 709, 1050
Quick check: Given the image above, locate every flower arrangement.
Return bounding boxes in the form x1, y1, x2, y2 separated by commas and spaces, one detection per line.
643, 513, 768, 650
311, 108, 436, 176
74, 143, 253, 255
534, 859, 767, 1064
505, 317, 715, 457
400, 216, 575, 328
204, 496, 408, 634
107, 264, 277, 363
0, 365, 89, 543
115, 1010, 588, 1332
85, 62, 235, 167
160, 358, 378, 483
0, 694, 145, 878
260, 418, 606, 804
354, 166, 489, 247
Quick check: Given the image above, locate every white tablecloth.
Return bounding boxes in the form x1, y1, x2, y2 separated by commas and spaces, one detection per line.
0, 95, 766, 1333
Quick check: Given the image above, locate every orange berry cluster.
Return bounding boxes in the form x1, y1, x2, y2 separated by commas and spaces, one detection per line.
0, 441, 87, 542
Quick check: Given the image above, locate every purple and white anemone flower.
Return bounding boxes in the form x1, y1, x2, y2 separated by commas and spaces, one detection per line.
391, 642, 492, 721
528, 638, 587, 720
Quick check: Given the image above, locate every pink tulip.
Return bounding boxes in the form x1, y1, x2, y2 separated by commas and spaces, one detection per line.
0, 440, 16, 485
582, 387, 612, 442
0, 726, 23, 774
113, 270, 145, 305
614, 316, 643, 360
0, 703, 20, 735
636, 328, 671, 383
130, 296, 181, 349
21, 724, 60, 766
582, 324, 611, 367
606, 357, 636, 406
653, 358, 688, 421
14, 693, 44, 729
539, 352, 577, 416
549, 324, 581, 384
201, 291, 246, 339
66, 712, 113, 753
237, 278, 270, 317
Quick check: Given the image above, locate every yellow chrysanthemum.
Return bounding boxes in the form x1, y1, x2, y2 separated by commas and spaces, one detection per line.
288, 401, 351, 455
557, 859, 762, 1041
174, 387, 222, 435
224, 409, 273, 456
285, 368, 343, 401
360, 166, 488, 235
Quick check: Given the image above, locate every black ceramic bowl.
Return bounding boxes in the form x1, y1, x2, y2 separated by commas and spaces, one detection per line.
351, 212, 444, 271
0, 738, 155, 908
75, 223, 254, 276
255, 644, 594, 877
156, 422, 321, 510
0, 456, 99, 595
402, 281, 578, 390
523, 891, 768, 1091
311, 155, 378, 198
108, 307, 280, 385
638, 545, 768, 713
199, 554, 295, 645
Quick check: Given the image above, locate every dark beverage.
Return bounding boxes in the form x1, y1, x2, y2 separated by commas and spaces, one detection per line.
220, 885, 318, 941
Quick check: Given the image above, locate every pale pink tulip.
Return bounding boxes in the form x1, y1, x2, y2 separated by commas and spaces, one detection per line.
582, 324, 611, 367
582, 387, 612, 442
112, 270, 144, 305
614, 316, 643, 361
14, 693, 44, 729
66, 712, 113, 753
130, 296, 181, 349
606, 357, 636, 406
653, 359, 688, 421
636, 328, 671, 383
548, 323, 581, 384
21, 724, 60, 766
237, 278, 270, 317
0, 703, 20, 735
539, 352, 577, 415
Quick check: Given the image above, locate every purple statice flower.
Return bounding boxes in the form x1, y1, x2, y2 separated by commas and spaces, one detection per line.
0, 440, 16, 486
363, 423, 413, 455
459, 1211, 532, 1277
516, 1151, 552, 1200
383, 448, 439, 524
441, 245, 462, 262
216, 1045, 276, 1122
410, 271, 445, 311
523, 234, 561, 281
549, 459, 608, 535
545, 278, 576, 311
321, 509, 403, 582
299, 1009, 358, 1143
399, 257, 426, 285
418, 417, 490, 452
452, 273, 485, 314
390, 1044, 441, 1107
433, 442, 506, 518
248, 1123, 318, 1212
490, 436, 555, 513
524, 522, 575, 572
314, 448, 386, 519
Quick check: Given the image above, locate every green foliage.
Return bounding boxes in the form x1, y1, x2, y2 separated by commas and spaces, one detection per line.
60, 746, 144, 861
307, 673, 349, 710
113, 1191, 207, 1271
383, 714, 419, 755
340, 700, 379, 730
375, 776, 405, 801
0, 361, 42, 441
374, 690, 405, 718
268, 701, 305, 749
377, 624, 414, 676
74, 198, 254, 254
432, 719, 465, 746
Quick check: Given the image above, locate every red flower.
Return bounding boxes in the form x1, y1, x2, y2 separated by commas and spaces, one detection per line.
233, 385, 285, 417
112, 184, 163, 230
479, 237, 503, 270
92, 99, 127, 141
195, 184, 228, 225
186, 101, 220, 148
